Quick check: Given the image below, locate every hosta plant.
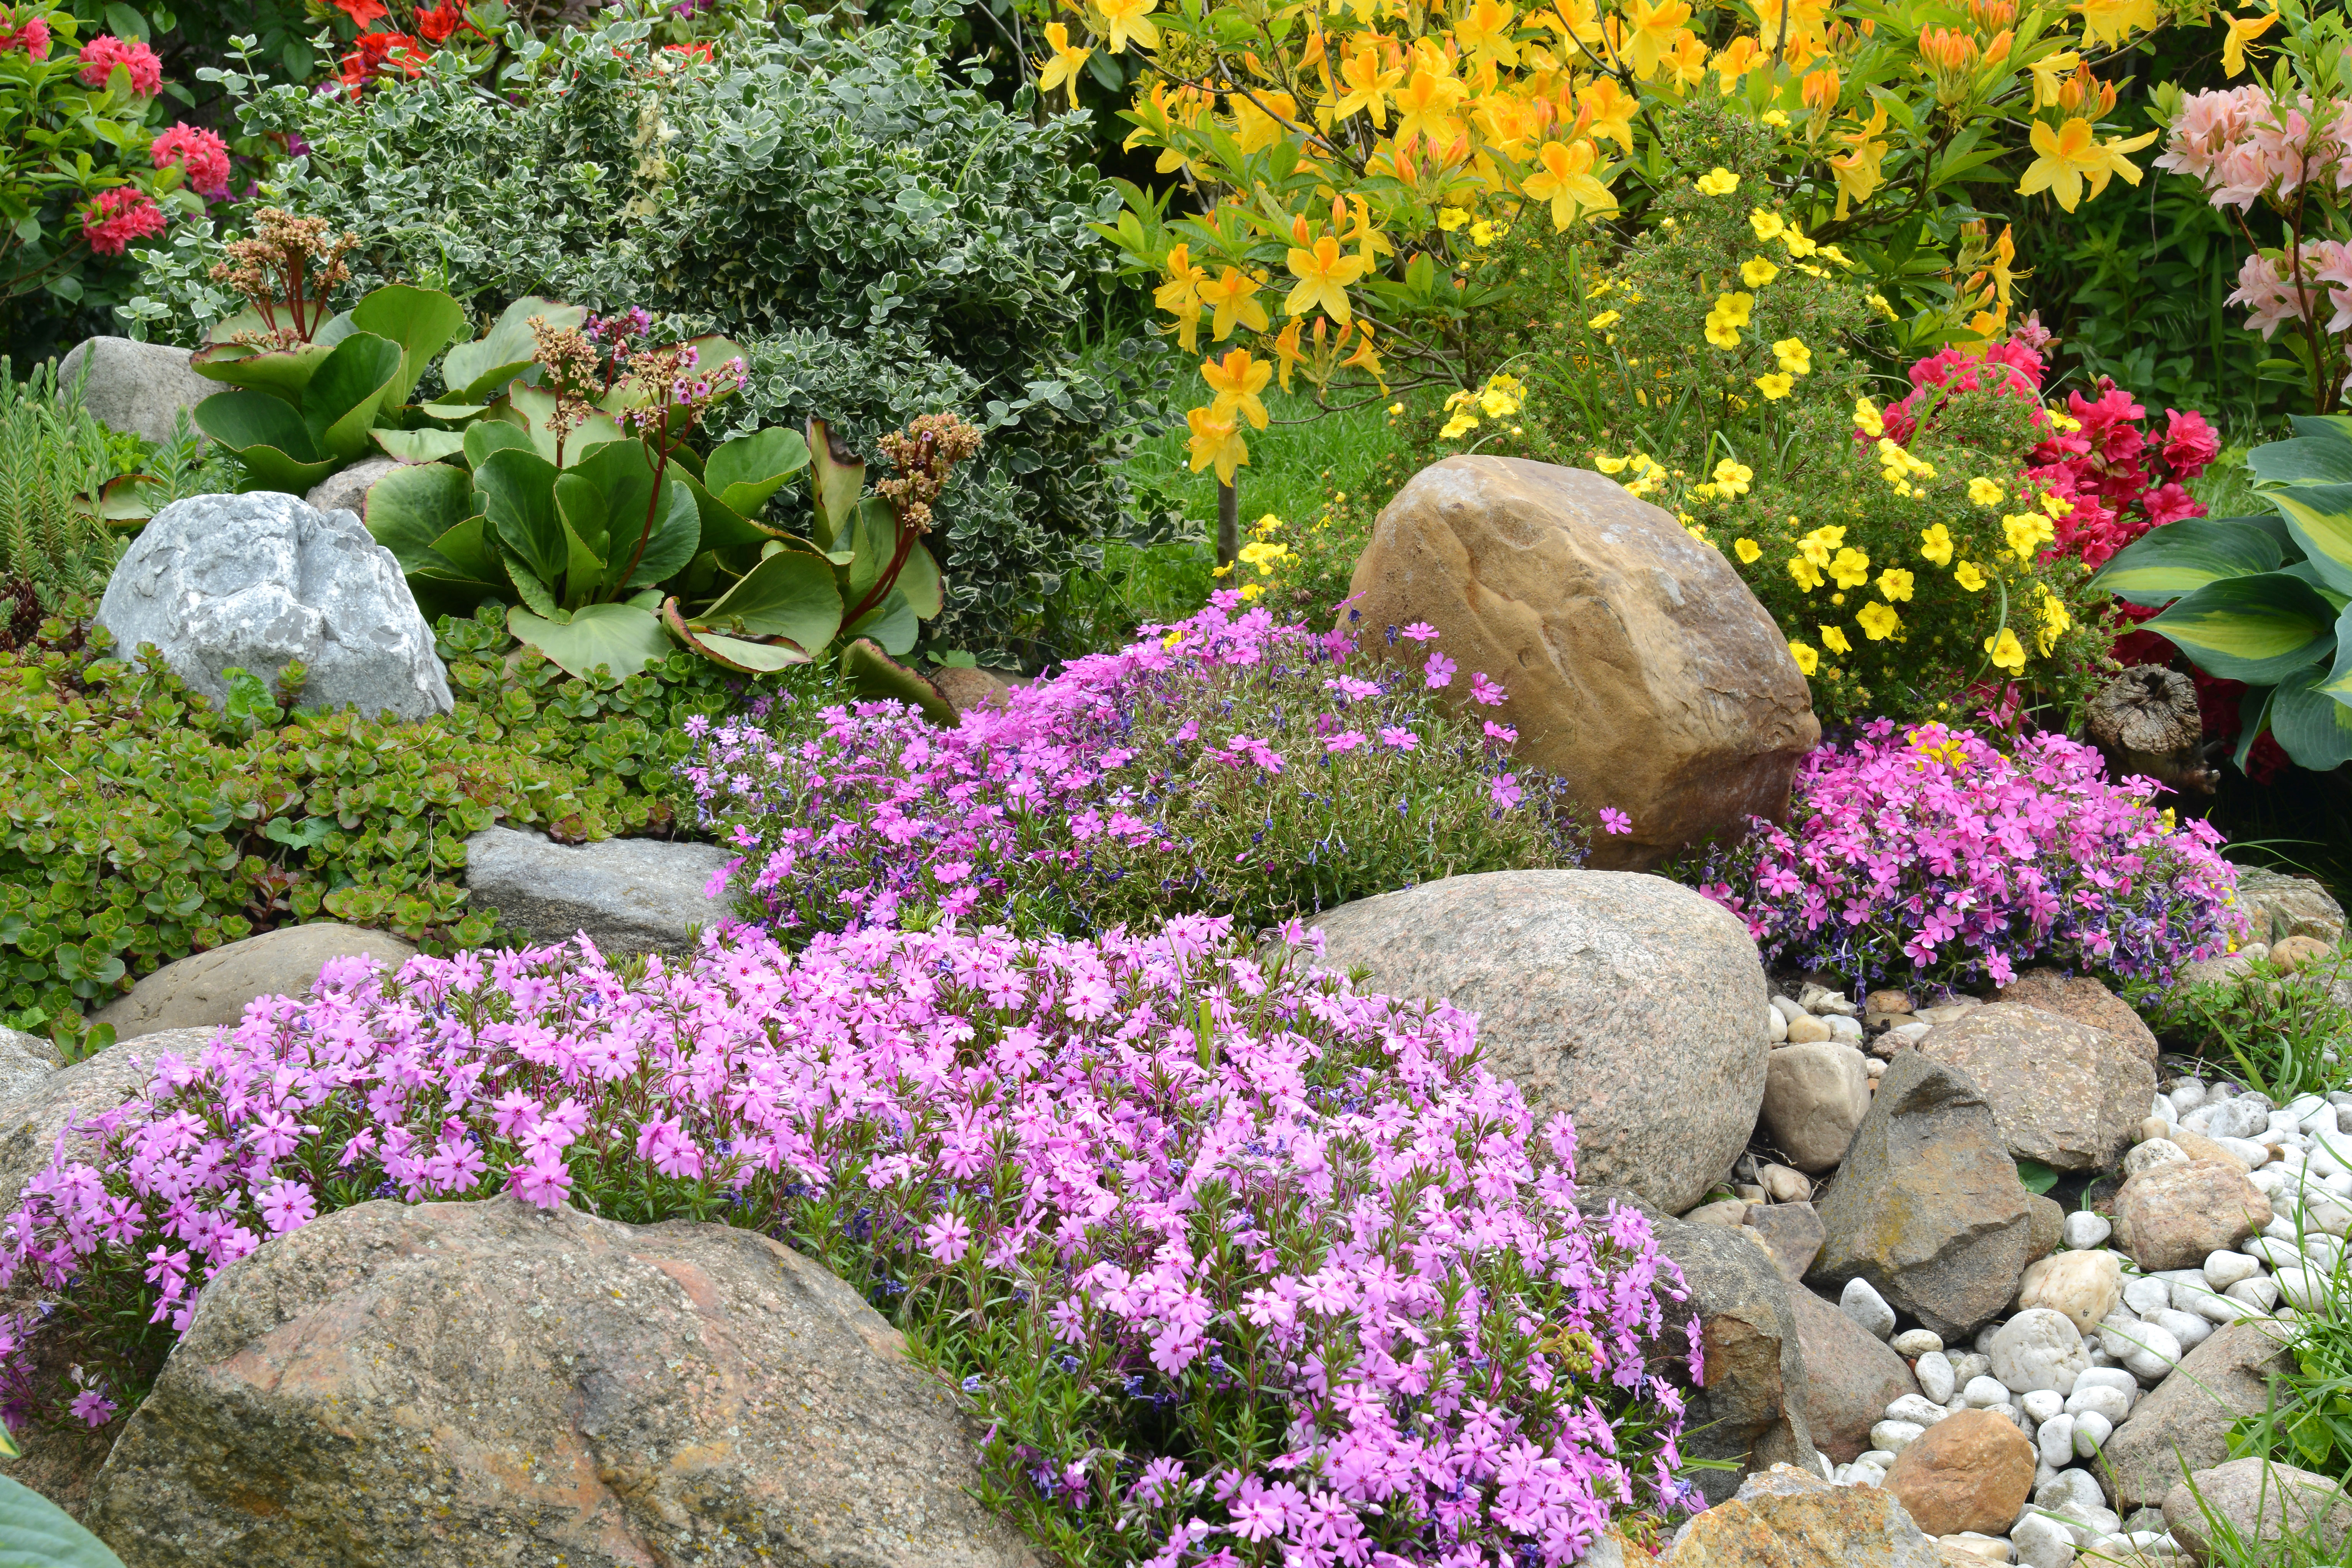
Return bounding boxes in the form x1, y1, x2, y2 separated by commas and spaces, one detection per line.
2091, 414, 2352, 770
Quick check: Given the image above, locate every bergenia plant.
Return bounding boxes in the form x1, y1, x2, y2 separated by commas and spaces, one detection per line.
685, 597, 1613, 941
1677, 718, 2243, 989
0, 921, 1699, 1565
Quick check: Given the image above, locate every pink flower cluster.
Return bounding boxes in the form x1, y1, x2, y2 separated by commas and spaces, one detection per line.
0, 6, 50, 58
1682, 721, 2243, 987
1883, 341, 2216, 568
0, 921, 1696, 1562
73, 32, 160, 94
2157, 86, 2352, 213
80, 186, 165, 257
684, 597, 1591, 940
151, 122, 230, 200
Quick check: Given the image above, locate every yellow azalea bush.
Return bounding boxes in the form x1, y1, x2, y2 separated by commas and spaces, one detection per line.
1063, 0, 2183, 489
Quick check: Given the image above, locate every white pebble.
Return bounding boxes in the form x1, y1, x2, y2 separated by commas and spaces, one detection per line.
1916, 1350, 1956, 1405
1841, 1277, 1896, 1340
2124, 1139, 2189, 1178
2064, 1383, 2130, 1425
1848, 1459, 1886, 1488
1826, 1015, 1864, 1043
2062, 1211, 2112, 1250
2123, 1322, 2185, 1381
1891, 1328, 1945, 1356
2151, 1093, 2177, 1122
2204, 1250, 2260, 1290
2073, 1409, 2113, 1456
2228, 1275, 2281, 1311
1886, 1393, 1951, 1427
2169, 1079, 2208, 1112
2217, 1134, 2275, 1168
1871, 1418, 1926, 1454
2123, 1276, 2172, 1316
1953, 1352, 1992, 1385
2021, 1389, 2065, 1424
1858, 1449, 1896, 1468
1766, 1003, 1788, 1041
2013, 1511, 2077, 1568
2153, 1307, 2214, 1351
1963, 1375, 2012, 1408
2274, 1266, 2334, 1312
2037, 1413, 2076, 1468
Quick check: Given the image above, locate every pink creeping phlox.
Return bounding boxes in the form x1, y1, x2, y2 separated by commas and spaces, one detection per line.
1679, 720, 2243, 988
0, 920, 1696, 1563
682, 596, 1598, 941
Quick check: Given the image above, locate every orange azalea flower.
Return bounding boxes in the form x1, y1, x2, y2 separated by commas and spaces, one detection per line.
1284, 236, 1367, 324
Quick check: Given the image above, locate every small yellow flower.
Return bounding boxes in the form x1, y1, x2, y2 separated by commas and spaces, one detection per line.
1920, 523, 1954, 566
1755, 372, 1794, 400
1441, 412, 1480, 439
1968, 477, 2005, 506
1857, 601, 1900, 640
1806, 524, 1847, 548
1735, 537, 1761, 563
1713, 459, 1753, 495
1782, 222, 1817, 258
1876, 566, 1915, 602
1829, 547, 1872, 589
1866, 292, 1898, 320
1696, 167, 1740, 196
1954, 559, 1987, 591
1594, 452, 1629, 474
1471, 219, 1497, 247
1853, 396, 1883, 437
1799, 536, 1834, 568
1712, 292, 1755, 327
1705, 316, 1743, 349
2003, 511, 2054, 561
1588, 309, 1621, 329
1761, 109, 1790, 127
1788, 555, 1825, 591
2041, 490, 2076, 517
1772, 337, 1811, 375
1749, 208, 1785, 241
1788, 639, 1819, 674
1438, 206, 1471, 231
1821, 624, 1853, 655
1741, 256, 1780, 287
1386, 402, 1403, 415
2036, 588, 2073, 654
1983, 626, 2025, 672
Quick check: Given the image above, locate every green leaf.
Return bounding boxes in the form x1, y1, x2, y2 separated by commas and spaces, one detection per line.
302, 332, 406, 464
364, 461, 476, 573
676, 471, 787, 553
569, 441, 699, 592
695, 548, 842, 647
349, 285, 467, 409
189, 339, 333, 403
2014, 1159, 2059, 1195
508, 602, 670, 680
424, 516, 506, 586
895, 537, 942, 620
661, 600, 815, 672
843, 588, 919, 655
442, 295, 584, 403
2089, 518, 2286, 607
192, 391, 340, 493
2249, 432, 2352, 489
839, 638, 956, 725
2235, 687, 2276, 775
502, 386, 624, 467
103, 2, 147, 38
807, 416, 865, 551
2142, 573, 2339, 683
2271, 660, 2352, 771
372, 428, 468, 462
462, 421, 535, 468
2268, 486, 2352, 596
475, 447, 568, 588
0, 1474, 127, 1568
706, 426, 809, 517
842, 494, 900, 606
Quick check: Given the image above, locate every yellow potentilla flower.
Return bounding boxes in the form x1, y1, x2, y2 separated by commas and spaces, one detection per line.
1866, 292, 1898, 320
1741, 256, 1780, 287
1761, 109, 1790, 127
1853, 396, 1883, 437
1772, 337, 1811, 375
1696, 167, 1740, 196
1876, 566, 1915, 602
1821, 624, 1853, 655
2003, 511, 2054, 561
1713, 459, 1754, 494
1806, 525, 1847, 548
1755, 372, 1794, 400
1829, 547, 1872, 589
1983, 625, 2025, 672
1594, 452, 1629, 474
1968, 477, 2005, 506
1749, 208, 1785, 241
1735, 537, 1761, 563
1783, 223, 1818, 258
1857, 601, 1900, 640
1788, 555, 1825, 591
1920, 523, 1954, 566
1954, 559, 1987, 591
2037, 588, 2073, 654
1690, 483, 1721, 501
1441, 411, 1480, 438
1471, 220, 1497, 247
1798, 536, 1833, 568
1788, 639, 1819, 674
1713, 292, 1755, 327
2042, 490, 2076, 517
1438, 206, 1471, 231
1588, 309, 1621, 329
1704, 314, 1742, 349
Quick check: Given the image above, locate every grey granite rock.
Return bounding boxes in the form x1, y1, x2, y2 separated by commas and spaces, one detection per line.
2234, 866, 2346, 947
0, 1030, 59, 1104
1302, 870, 1770, 1213
91, 923, 416, 1041
2099, 1320, 2298, 1512
57, 335, 215, 444
1918, 1001, 2156, 1170
465, 826, 738, 956
302, 454, 401, 521
96, 492, 454, 721
2164, 1456, 2352, 1564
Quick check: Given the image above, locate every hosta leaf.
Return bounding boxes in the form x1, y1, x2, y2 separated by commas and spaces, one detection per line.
2142, 573, 2338, 683
2089, 518, 2285, 607
2250, 433, 2352, 489
2271, 661, 2352, 772
0, 1474, 127, 1568
2267, 485, 2352, 596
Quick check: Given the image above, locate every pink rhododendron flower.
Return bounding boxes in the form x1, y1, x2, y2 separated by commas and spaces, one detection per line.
151, 122, 231, 199
80, 187, 165, 256
0, 10, 50, 56
75, 33, 162, 93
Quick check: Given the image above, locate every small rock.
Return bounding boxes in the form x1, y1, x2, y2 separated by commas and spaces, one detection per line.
1937, 1534, 2012, 1563
90, 923, 415, 1042
1842, 1277, 1898, 1340
2122, 1275, 2171, 1316
2227, 1275, 2280, 1312
2124, 1139, 2189, 1178
1963, 1375, 2012, 1408
2022, 1389, 2065, 1424
1873, 1419, 1928, 1454
2037, 1413, 2077, 1468
1887, 1393, 1953, 1428
1868, 988, 1918, 1017
2232, 867, 2346, 947
1916, 1350, 1956, 1404
2270, 934, 2336, 974
1893, 1328, 1948, 1357
2119, 1321, 2185, 1382
0, 1030, 61, 1104
1683, 1198, 1753, 1227
2170, 1080, 2210, 1112
2171, 1127, 2254, 1173
1784, 1012, 1835, 1045
1990, 1309, 2091, 1395
2162, 1456, 2352, 1564
2114, 1160, 2274, 1271
1915, 1000, 1987, 1027
56, 334, 218, 444
303, 454, 401, 520
2017, 1251, 2122, 1334
2012, 1511, 2078, 1568
1745, 1200, 1826, 1281
1766, 1004, 1788, 1043
924, 664, 1013, 717
464, 827, 738, 957
1759, 1162, 1813, 1203
1664, 1462, 1949, 1566
1825, 1015, 1866, 1044
2072, 1409, 2112, 1456
2184, 1099, 2269, 1142
2065, 1383, 2131, 1425
1885, 1408, 2039, 1537
2273, 1265, 2331, 1311
1953, 1353, 1992, 1386
2063, 1211, 2114, 1250
2151, 1307, 2213, 1352
1762, 1041, 1872, 1172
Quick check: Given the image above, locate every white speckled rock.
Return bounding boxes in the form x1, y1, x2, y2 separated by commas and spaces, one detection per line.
2064, 1211, 2113, 1250
1917, 1351, 1956, 1405
1841, 1277, 1896, 1340
1991, 1309, 2090, 1396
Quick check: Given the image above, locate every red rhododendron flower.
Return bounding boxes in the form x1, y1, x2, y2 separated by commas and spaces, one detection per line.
151, 122, 231, 200
75, 34, 163, 95
2162, 408, 2220, 479
337, 28, 427, 89
0, 11, 51, 58
413, 0, 466, 43
81, 187, 167, 256
330, 0, 389, 28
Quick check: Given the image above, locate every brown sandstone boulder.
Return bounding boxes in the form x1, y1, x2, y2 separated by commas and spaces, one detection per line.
2114, 1159, 2273, 1271
90, 923, 415, 1041
1785, 1284, 1920, 1464
1883, 1409, 2037, 1538
2100, 1320, 2299, 1512
1663, 1462, 1944, 1566
1995, 967, 2160, 1063
1916, 1001, 2154, 1171
1345, 456, 1818, 869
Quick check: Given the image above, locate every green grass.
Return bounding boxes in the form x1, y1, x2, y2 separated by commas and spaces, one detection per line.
1121, 387, 1404, 538
2192, 443, 2267, 522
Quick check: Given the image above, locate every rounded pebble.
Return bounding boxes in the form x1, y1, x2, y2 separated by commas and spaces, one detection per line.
1891, 1328, 1945, 1357
1916, 1350, 1956, 1405
2062, 1211, 2112, 1250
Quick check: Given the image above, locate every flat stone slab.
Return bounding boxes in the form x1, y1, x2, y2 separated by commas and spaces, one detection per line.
465, 827, 737, 955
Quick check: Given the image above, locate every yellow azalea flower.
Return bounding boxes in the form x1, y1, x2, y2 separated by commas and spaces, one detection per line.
1829, 547, 1871, 589
1983, 625, 2026, 672
1333, 43, 1403, 127
1034, 23, 1092, 109
1097, 0, 1160, 54
1920, 523, 1954, 566
1187, 405, 1247, 482
1619, 0, 1695, 79
1788, 639, 1819, 674
1201, 348, 1272, 429
1594, 452, 1629, 474
1713, 458, 1753, 494
1954, 559, 1987, 591
2019, 117, 2160, 213
1735, 537, 1762, 563
1788, 555, 1825, 591
1857, 601, 1900, 640
1853, 396, 1883, 437
1588, 309, 1622, 329
1284, 235, 1368, 323
1695, 167, 1739, 196
2224, 9, 2279, 77
1705, 315, 1743, 349
1438, 206, 1472, 231
1712, 291, 1754, 327
1154, 243, 1209, 354
1749, 208, 1784, 241
1967, 476, 2004, 506
1876, 566, 1915, 602
1522, 138, 1618, 231
1772, 337, 1811, 375
1755, 372, 1794, 399
1821, 624, 1853, 655
2075, 0, 2157, 50
1741, 256, 1780, 288
1198, 268, 1271, 342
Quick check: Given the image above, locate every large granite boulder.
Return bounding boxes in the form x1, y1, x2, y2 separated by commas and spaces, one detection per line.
465, 827, 738, 956
2233, 866, 2344, 946
1916, 1001, 2155, 1171
2164, 1457, 2352, 1565
86, 1195, 1037, 1567
91, 923, 414, 1041
1305, 870, 1769, 1213
1344, 456, 1819, 870
56, 335, 215, 444
96, 492, 454, 721
1662, 1462, 1944, 1566
1994, 967, 2159, 1063
2099, 1320, 2298, 1512
1808, 1048, 2059, 1339
1784, 1284, 1920, 1464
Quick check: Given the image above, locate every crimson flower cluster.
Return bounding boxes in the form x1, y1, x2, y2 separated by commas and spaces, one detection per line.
0, 6, 50, 57
0, 921, 1697, 1563
1680, 720, 2243, 989
79, 186, 164, 256
73, 32, 159, 94
150, 122, 230, 200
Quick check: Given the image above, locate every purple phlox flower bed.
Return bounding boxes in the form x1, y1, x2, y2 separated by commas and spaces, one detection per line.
682, 595, 1609, 942
0, 916, 1697, 1565
1681, 718, 2243, 989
